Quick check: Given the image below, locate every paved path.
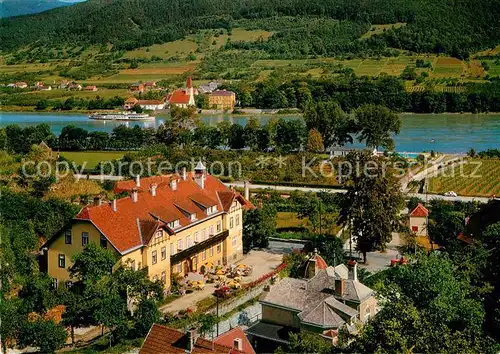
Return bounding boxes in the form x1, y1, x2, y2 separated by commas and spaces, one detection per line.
159, 250, 282, 314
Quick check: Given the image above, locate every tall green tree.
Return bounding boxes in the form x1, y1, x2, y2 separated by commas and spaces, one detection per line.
243, 206, 276, 252
355, 104, 401, 151
337, 151, 404, 263
304, 100, 354, 148
70, 243, 116, 284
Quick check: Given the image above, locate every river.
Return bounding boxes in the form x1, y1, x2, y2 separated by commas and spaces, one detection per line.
0, 112, 499, 153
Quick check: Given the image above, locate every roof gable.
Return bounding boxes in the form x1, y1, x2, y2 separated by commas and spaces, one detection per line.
410, 203, 429, 217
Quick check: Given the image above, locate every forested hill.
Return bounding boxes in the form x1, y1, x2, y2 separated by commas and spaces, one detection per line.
1, 0, 499, 58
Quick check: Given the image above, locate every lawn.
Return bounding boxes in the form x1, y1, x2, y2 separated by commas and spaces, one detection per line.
60, 151, 128, 168
428, 159, 500, 197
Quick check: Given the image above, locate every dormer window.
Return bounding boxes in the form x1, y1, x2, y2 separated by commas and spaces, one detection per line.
155, 230, 163, 239
167, 219, 180, 229
207, 205, 218, 215
190, 213, 197, 221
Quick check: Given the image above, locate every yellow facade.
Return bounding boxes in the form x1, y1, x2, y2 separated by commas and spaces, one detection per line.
208, 93, 236, 110
46, 200, 244, 289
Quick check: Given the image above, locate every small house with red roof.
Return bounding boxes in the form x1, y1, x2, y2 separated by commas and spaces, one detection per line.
140, 324, 253, 354
168, 77, 197, 108
247, 252, 376, 350
85, 85, 98, 91
42, 164, 253, 288
409, 203, 432, 249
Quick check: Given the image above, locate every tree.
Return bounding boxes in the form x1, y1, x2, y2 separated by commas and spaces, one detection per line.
35, 99, 49, 110
133, 299, 160, 337
242, 206, 276, 252
243, 117, 260, 150
355, 104, 401, 151
304, 100, 354, 148
275, 119, 306, 154
229, 123, 245, 149
277, 332, 331, 354
0, 298, 22, 353
131, 104, 143, 113
196, 94, 209, 109
18, 319, 67, 353
157, 106, 198, 146
337, 151, 404, 263
70, 243, 116, 284
306, 128, 324, 152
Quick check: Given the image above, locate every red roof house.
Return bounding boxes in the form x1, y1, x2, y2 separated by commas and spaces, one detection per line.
168, 77, 196, 108
409, 203, 429, 217
214, 327, 256, 354
140, 324, 245, 354
67, 171, 253, 255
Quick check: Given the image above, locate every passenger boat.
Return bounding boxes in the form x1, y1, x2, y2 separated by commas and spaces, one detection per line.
88, 112, 155, 121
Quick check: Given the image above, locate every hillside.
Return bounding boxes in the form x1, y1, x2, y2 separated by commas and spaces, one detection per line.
1, 0, 500, 59
0, 0, 84, 18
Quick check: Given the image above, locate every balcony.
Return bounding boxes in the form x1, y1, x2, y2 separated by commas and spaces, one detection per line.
170, 230, 229, 264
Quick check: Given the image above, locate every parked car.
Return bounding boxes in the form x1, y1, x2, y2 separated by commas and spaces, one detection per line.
444, 191, 458, 197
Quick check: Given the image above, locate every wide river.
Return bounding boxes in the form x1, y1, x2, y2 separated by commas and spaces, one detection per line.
0, 112, 499, 153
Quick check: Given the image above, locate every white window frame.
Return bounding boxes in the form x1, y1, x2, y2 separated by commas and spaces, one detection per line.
152, 250, 157, 265
217, 220, 222, 233
170, 243, 175, 255
161, 246, 166, 260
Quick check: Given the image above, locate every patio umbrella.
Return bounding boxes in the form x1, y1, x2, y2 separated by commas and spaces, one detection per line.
237, 264, 247, 269
205, 262, 214, 268
216, 269, 225, 275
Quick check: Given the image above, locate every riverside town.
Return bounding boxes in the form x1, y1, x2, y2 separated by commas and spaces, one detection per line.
0, 1, 500, 353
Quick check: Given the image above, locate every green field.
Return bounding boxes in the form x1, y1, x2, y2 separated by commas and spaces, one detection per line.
60, 151, 128, 168
428, 159, 500, 197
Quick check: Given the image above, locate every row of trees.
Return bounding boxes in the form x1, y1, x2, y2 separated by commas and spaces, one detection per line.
222, 76, 500, 113
3, 103, 401, 154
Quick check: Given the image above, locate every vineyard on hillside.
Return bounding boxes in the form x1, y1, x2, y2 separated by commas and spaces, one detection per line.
428, 159, 500, 197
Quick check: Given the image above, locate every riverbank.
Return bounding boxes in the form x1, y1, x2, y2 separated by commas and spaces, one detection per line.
1, 112, 499, 153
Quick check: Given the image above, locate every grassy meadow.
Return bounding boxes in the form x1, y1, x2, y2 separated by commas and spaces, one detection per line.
60, 151, 128, 168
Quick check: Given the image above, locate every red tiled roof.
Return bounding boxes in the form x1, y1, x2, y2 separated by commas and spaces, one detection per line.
125, 97, 138, 103
75, 173, 252, 254
169, 89, 191, 104
210, 90, 235, 97
214, 327, 255, 354
457, 232, 474, 244
410, 203, 429, 217
140, 324, 233, 354
137, 100, 163, 105
315, 254, 328, 270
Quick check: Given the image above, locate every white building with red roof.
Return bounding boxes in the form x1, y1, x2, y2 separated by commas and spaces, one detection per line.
168, 77, 197, 108
42, 164, 253, 288
409, 203, 432, 249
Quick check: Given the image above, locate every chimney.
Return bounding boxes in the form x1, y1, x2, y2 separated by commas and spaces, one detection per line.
93, 195, 102, 206
131, 188, 138, 203
150, 183, 157, 196
135, 175, 140, 187
233, 338, 243, 351
186, 327, 197, 353
335, 279, 345, 297
347, 259, 358, 281
305, 249, 318, 279
194, 160, 206, 189
182, 167, 187, 181
111, 199, 117, 212
244, 180, 249, 200
170, 179, 177, 191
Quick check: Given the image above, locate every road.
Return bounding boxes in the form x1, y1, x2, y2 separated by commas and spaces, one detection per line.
225, 181, 491, 203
